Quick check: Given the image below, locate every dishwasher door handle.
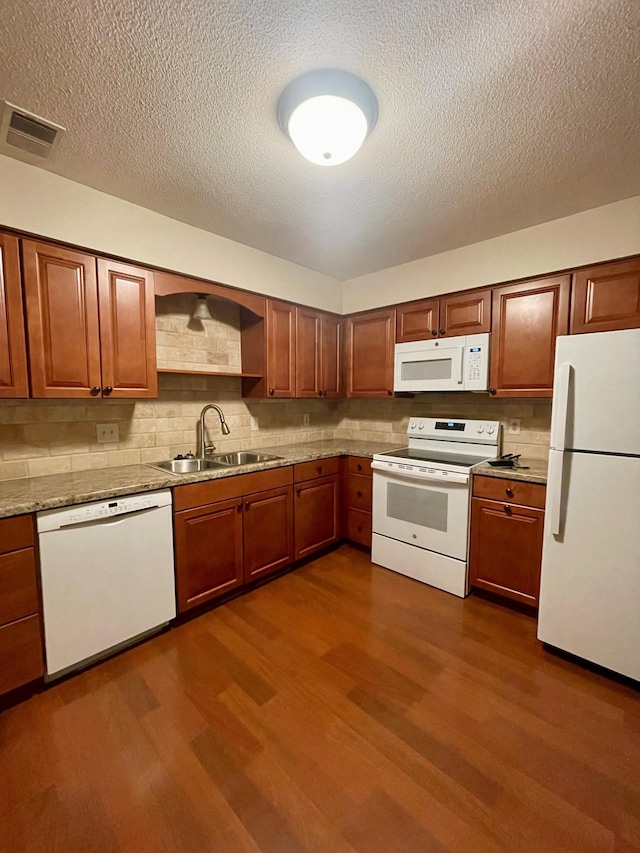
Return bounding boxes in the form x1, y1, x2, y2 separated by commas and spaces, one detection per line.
54, 505, 163, 531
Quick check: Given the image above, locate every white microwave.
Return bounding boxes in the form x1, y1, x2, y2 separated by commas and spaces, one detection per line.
394, 333, 490, 393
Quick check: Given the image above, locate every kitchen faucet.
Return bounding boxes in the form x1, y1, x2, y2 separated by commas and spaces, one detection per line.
199, 404, 230, 457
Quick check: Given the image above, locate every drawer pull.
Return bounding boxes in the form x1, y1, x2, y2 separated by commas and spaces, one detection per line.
357, 463, 362, 471
505, 487, 514, 498
503, 505, 512, 514
357, 490, 363, 498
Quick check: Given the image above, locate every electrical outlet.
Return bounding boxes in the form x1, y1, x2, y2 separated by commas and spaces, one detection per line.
508, 418, 521, 435
250, 416, 259, 430
303, 414, 310, 426
96, 423, 119, 443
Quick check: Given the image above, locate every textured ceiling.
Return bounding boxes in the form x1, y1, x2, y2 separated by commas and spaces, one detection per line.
0, 0, 639, 280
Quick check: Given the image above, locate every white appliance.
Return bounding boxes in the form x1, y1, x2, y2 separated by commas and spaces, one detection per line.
371, 417, 501, 596
538, 328, 640, 681
38, 490, 176, 680
394, 333, 490, 393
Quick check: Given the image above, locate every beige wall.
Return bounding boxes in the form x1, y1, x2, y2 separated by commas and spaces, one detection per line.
0, 155, 343, 313
342, 196, 640, 313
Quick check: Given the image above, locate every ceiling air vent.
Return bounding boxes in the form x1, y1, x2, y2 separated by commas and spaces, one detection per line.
0, 101, 65, 163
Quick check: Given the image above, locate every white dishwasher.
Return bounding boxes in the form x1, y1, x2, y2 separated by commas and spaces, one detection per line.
37, 490, 176, 680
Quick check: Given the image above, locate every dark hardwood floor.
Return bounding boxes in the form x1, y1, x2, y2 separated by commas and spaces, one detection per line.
1, 544, 639, 852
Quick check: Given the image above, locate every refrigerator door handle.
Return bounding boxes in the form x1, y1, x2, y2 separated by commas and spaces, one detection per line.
551, 362, 572, 451
547, 450, 565, 537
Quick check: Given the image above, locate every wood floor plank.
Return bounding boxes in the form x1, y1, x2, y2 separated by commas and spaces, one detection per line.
1, 544, 638, 852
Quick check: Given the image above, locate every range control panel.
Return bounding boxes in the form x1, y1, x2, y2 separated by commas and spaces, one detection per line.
407, 418, 502, 444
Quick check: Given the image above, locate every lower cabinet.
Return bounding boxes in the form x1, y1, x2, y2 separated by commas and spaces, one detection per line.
344, 456, 373, 547
0, 514, 44, 698
243, 486, 294, 582
469, 475, 546, 607
294, 458, 340, 560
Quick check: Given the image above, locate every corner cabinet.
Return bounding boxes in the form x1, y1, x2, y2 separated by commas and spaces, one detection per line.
345, 308, 396, 397
489, 275, 569, 397
22, 240, 157, 398
570, 258, 640, 334
0, 231, 29, 398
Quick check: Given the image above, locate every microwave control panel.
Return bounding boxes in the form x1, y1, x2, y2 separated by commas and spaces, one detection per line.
463, 334, 490, 391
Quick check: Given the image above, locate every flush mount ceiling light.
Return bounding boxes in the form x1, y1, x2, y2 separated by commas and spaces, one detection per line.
277, 69, 378, 166
192, 294, 213, 321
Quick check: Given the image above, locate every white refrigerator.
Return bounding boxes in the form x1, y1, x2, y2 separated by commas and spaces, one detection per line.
537, 328, 640, 681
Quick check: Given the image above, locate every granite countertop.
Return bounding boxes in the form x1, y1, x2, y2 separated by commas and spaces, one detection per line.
472, 457, 548, 485
0, 439, 401, 519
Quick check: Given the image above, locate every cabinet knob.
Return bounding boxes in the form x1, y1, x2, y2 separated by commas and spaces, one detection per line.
489, 388, 497, 396
505, 487, 514, 498
245, 501, 251, 510
357, 464, 362, 471
387, 389, 393, 396
237, 503, 242, 511
503, 505, 512, 514
431, 329, 437, 336
317, 466, 323, 474
357, 525, 362, 532
90, 386, 101, 396
103, 386, 113, 395
439, 328, 446, 336
296, 488, 302, 496
269, 388, 275, 396
318, 390, 323, 396
357, 490, 363, 498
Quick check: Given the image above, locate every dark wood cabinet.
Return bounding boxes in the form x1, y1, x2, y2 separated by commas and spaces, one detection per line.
489, 275, 570, 397
344, 457, 373, 548
345, 308, 396, 397
267, 299, 296, 397
295, 307, 342, 398
0, 232, 29, 398
97, 259, 157, 398
396, 290, 491, 342
320, 313, 342, 398
174, 497, 244, 613
22, 240, 157, 399
295, 471, 340, 560
0, 515, 43, 698
571, 258, 640, 334
469, 476, 546, 607
243, 486, 294, 582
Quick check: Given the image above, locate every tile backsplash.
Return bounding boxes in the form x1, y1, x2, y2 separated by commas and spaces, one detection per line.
0, 383, 550, 481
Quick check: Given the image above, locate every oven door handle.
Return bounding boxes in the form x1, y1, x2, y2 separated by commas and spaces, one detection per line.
371, 461, 469, 485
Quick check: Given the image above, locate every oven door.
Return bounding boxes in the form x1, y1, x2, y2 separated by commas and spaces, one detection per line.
394, 341, 464, 392
372, 466, 470, 559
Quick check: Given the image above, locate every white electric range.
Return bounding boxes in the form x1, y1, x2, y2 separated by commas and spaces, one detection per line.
371, 417, 501, 597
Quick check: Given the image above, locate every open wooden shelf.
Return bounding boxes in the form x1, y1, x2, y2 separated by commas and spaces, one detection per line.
158, 368, 262, 378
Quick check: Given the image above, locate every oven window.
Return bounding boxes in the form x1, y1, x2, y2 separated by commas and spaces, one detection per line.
387, 483, 448, 531
401, 358, 452, 381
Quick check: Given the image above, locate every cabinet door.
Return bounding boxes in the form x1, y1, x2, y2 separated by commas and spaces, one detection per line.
396, 299, 439, 343
22, 240, 102, 398
295, 306, 321, 397
267, 299, 296, 397
97, 259, 157, 398
0, 232, 29, 398
294, 474, 339, 559
175, 498, 244, 613
571, 258, 640, 334
345, 309, 396, 397
243, 486, 294, 582
440, 289, 491, 337
489, 276, 569, 397
0, 615, 44, 696
320, 313, 341, 398
469, 497, 544, 606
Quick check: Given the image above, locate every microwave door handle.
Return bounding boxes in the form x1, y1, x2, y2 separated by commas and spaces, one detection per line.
458, 349, 464, 385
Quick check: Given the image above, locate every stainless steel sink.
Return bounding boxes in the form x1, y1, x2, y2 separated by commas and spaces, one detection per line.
147, 458, 230, 475
209, 451, 282, 466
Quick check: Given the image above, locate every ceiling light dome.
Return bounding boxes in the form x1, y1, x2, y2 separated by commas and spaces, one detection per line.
277, 69, 378, 166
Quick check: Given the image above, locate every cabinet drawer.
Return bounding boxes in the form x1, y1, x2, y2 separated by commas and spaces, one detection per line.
174, 466, 293, 511
347, 456, 373, 476
0, 514, 34, 555
346, 509, 372, 548
472, 475, 546, 509
0, 614, 44, 695
346, 473, 372, 511
294, 456, 340, 483
0, 549, 39, 626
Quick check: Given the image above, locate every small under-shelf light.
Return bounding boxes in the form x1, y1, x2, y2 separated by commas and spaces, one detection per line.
192, 294, 213, 321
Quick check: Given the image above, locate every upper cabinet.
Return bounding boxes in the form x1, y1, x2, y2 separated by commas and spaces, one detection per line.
22, 239, 157, 399
0, 232, 29, 398
396, 290, 491, 342
570, 258, 640, 334
489, 275, 570, 397
345, 308, 396, 397
295, 307, 342, 398
266, 299, 296, 398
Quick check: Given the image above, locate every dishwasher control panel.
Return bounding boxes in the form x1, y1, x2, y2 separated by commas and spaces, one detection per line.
37, 490, 172, 532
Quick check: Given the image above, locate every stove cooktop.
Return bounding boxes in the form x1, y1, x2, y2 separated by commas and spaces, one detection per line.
376, 447, 493, 469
